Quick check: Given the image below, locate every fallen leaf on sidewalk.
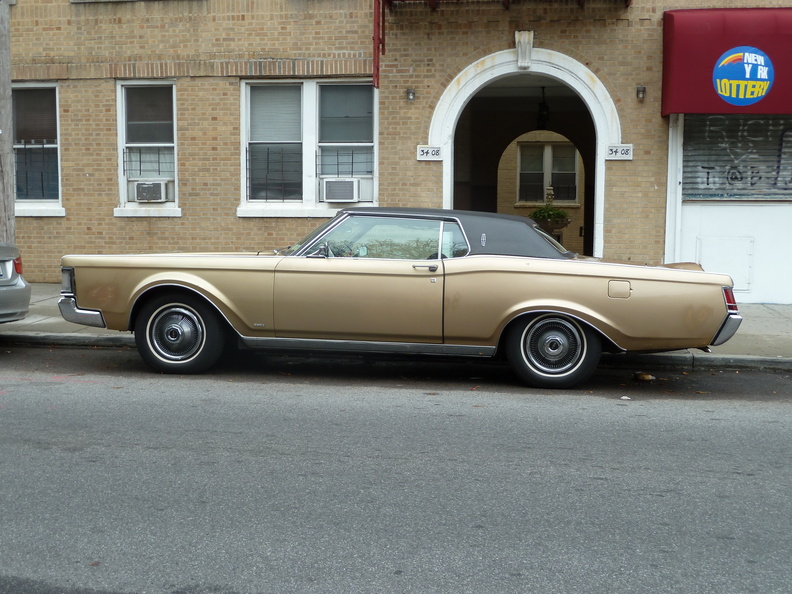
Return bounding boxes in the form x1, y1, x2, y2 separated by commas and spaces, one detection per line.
634, 372, 656, 381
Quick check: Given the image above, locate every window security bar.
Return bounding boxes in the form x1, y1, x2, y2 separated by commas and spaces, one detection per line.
317, 147, 374, 178
13, 145, 60, 200
246, 146, 303, 202
123, 147, 176, 178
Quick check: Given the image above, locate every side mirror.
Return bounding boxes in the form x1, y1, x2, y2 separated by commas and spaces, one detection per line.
306, 242, 329, 258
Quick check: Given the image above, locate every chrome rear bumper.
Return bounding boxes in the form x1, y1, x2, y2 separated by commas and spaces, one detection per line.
58, 296, 107, 328
711, 313, 742, 346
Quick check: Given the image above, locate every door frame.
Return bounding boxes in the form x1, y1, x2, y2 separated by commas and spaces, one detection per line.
427, 47, 623, 258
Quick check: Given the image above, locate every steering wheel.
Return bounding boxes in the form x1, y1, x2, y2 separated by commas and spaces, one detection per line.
328, 241, 354, 258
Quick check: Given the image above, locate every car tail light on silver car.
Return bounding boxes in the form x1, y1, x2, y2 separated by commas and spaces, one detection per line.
14, 256, 22, 275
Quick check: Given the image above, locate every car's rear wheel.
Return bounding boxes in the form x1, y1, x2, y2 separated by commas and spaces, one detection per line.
506, 314, 601, 389
134, 293, 226, 374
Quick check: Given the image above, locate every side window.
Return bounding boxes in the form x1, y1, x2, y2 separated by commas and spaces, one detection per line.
314, 217, 442, 260
441, 222, 469, 258
118, 83, 178, 214
13, 87, 59, 201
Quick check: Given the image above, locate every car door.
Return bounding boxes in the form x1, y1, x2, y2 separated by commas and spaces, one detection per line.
273, 215, 445, 343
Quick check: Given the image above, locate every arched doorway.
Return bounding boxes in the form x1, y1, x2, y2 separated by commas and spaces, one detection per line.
495, 130, 587, 255
427, 47, 622, 258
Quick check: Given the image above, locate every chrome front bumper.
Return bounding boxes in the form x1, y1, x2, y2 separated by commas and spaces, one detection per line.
58, 295, 107, 328
711, 313, 743, 347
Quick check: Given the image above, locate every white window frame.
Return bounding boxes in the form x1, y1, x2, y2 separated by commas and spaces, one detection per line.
13, 83, 65, 217
517, 142, 580, 205
114, 80, 181, 218
238, 79, 378, 218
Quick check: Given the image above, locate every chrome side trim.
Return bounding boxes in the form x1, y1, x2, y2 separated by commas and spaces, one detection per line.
711, 313, 742, 346
240, 336, 496, 357
58, 296, 107, 328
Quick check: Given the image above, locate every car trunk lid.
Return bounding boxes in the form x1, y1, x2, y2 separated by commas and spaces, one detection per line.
661, 262, 705, 271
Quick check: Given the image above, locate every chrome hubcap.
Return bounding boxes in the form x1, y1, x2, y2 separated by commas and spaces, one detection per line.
524, 316, 584, 375
149, 306, 204, 362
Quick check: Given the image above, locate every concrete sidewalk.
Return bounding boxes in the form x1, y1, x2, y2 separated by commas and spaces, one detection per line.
2, 283, 792, 373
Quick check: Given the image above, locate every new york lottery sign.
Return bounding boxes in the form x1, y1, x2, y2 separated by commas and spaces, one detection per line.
713, 46, 774, 107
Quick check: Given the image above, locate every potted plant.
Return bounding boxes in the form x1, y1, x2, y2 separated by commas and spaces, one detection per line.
529, 187, 570, 233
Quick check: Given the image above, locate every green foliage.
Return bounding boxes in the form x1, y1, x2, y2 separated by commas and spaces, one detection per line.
529, 205, 570, 222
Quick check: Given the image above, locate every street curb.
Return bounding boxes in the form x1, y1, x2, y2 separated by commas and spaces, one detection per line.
691, 353, 792, 373
3, 332, 792, 375
601, 351, 792, 374
0, 332, 136, 349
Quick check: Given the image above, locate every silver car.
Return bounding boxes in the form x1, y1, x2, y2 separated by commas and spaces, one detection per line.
0, 243, 31, 324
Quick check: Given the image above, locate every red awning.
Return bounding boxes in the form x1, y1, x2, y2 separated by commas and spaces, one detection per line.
662, 8, 792, 116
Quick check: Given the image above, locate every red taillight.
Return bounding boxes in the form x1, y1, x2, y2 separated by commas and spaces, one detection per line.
13, 256, 23, 275
723, 286, 739, 314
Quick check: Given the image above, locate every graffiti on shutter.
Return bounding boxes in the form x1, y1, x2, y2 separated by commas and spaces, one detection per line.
682, 114, 792, 200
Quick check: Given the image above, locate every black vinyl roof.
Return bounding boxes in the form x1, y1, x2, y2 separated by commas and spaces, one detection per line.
342, 207, 572, 260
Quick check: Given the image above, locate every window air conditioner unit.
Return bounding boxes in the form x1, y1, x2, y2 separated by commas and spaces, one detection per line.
322, 178, 360, 203
134, 181, 168, 203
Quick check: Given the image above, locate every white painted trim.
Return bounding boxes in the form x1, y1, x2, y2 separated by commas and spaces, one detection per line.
664, 114, 684, 263
113, 206, 182, 217
427, 48, 622, 257
15, 203, 66, 217
238, 79, 379, 218
236, 204, 342, 218
12, 83, 63, 211
115, 80, 179, 217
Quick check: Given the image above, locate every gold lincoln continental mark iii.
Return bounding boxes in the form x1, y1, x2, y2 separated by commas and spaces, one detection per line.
59, 208, 742, 388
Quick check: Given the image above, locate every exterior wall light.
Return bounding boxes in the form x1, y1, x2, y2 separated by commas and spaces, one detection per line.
406, 88, 416, 101
636, 86, 646, 101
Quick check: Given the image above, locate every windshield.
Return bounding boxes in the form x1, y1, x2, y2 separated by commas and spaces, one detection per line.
278, 217, 340, 256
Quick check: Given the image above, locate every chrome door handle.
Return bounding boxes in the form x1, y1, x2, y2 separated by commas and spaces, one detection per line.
413, 264, 438, 272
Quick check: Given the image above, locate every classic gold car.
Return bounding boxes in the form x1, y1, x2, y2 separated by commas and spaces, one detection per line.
59, 207, 741, 388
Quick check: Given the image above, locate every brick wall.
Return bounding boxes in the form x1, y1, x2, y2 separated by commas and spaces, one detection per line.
11, 0, 371, 280
10, 0, 791, 280
377, 0, 670, 263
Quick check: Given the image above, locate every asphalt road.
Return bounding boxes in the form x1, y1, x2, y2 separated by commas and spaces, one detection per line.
0, 345, 790, 594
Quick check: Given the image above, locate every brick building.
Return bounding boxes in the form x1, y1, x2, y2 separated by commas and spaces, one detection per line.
8, 0, 792, 303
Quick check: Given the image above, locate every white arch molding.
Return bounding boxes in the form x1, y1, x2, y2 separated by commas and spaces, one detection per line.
427, 48, 622, 257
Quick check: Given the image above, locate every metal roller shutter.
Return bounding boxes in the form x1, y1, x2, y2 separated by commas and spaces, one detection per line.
682, 114, 792, 201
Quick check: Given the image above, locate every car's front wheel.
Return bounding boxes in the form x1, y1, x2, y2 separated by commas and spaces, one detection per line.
134, 293, 226, 374
506, 314, 601, 389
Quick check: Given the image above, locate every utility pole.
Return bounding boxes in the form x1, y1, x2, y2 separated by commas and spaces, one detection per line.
0, 0, 13, 244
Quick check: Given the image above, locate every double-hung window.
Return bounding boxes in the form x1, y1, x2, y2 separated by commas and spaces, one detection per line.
12, 86, 64, 216
248, 85, 303, 202
518, 143, 579, 203
241, 81, 376, 217
116, 82, 179, 216
318, 85, 375, 205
